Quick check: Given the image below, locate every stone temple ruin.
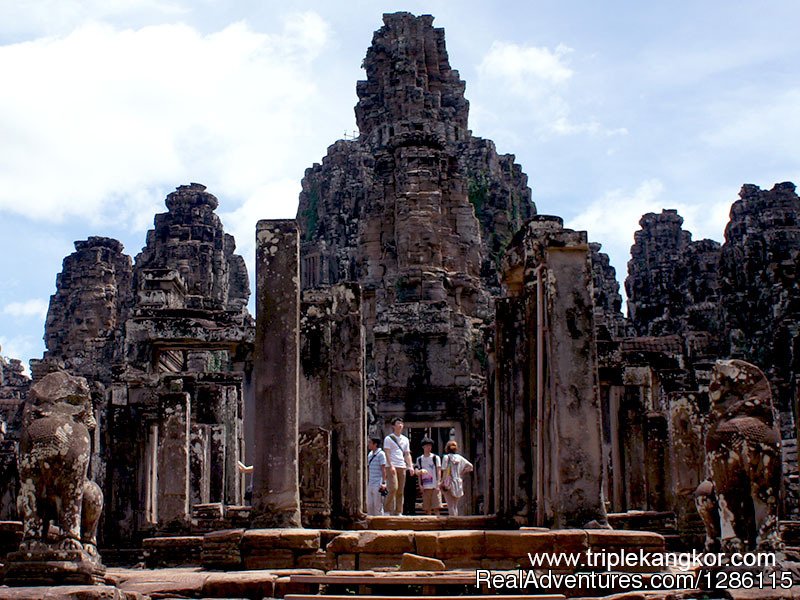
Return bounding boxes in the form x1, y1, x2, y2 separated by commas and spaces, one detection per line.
2, 10, 800, 599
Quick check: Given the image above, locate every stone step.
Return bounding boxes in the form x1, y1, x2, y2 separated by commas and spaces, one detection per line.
365, 515, 499, 530
143, 535, 203, 568
147, 527, 669, 573
108, 566, 324, 599
324, 529, 665, 572
97, 547, 144, 567
285, 596, 565, 600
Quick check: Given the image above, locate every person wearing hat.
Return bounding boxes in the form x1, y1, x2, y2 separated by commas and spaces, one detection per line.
415, 437, 442, 515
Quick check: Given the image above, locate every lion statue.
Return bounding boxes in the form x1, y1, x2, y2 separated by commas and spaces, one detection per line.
16, 370, 103, 557
695, 359, 782, 552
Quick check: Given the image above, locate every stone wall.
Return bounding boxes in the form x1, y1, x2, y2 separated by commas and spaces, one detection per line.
22, 184, 255, 546
0, 351, 29, 520
626, 210, 721, 339
720, 182, 800, 435
299, 284, 364, 527
494, 216, 606, 527
611, 182, 800, 524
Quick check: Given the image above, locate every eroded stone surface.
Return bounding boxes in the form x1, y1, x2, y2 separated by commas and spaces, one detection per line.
494, 217, 606, 527
626, 210, 721, 339
9, 184, 256, 548
695, 359, 782, 552
0, 350, 30, 521
252, 220, 301, 529
6, 371, 105, 585
296, 11, 535, 516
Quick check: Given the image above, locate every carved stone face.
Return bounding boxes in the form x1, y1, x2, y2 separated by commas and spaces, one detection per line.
70, 288, 115, 341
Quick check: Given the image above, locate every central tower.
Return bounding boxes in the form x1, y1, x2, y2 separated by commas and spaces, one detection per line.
297, 12, 535, 512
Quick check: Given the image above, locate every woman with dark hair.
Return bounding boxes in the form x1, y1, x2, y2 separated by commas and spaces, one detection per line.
439, 440, 473, 516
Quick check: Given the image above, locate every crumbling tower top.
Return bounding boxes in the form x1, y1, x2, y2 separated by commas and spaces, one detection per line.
355, 12, 469, 146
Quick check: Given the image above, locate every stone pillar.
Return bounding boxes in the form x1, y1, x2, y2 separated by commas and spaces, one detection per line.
330, 283, 365, 523
543, 242, 606, 528
209, 424, 226, 503
158, 391, 191, 528
190, 424, 211, 505
223, 385, 242, 505
252, 219, 301, 527
667, 391, 705, 532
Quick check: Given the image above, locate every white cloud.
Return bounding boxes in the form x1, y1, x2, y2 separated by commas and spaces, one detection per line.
567, 178, 732, 302
219, 177, 302, 279
478, 41, 573, 87
0, 0, 188, 37
701, 88, 800, 155
3, 298, 49, 319
474, 40, 624, 138
569, 178, 666, 249
0, 12, 330, 225
0, 335, 38, 375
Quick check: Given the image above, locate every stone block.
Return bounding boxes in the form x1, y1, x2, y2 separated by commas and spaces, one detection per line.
434, 531, 485, 558
326, 532, 360, 554
116, 570, 209, 598
356, 531, 414, 554
242, 549, 296, 570
202, 571, 277, 599
399, 552, 445, 571
484, 531, 554, 558
201, 528, 245, 570
337, 553, 356, 570
443, 556, 483, 569
414, 531, 439, 556
241, 528, 320, 551
552, 530, 589, 554
280, 529, 321, 551
358, 552, 404, 570
296, 549, 336, 571
241, 529, 282, 550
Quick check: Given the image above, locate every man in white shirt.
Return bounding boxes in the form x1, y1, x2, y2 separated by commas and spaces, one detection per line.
382, 417, 414, 516
366, 437, 388, 516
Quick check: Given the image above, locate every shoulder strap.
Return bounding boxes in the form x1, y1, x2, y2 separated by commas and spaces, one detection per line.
389, 434, 403, 451
368, 451, 376, 466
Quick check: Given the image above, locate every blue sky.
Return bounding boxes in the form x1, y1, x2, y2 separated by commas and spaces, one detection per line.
1, 1, 798, 370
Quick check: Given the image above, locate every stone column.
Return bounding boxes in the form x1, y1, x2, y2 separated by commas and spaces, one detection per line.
190, 424, 211, 505
157, 391, 191, 528
223, 385, 242, 505
252, 219, 301, 527
330, 283, 365, 523
667, 391, 705, 532
543, 242, 606, 528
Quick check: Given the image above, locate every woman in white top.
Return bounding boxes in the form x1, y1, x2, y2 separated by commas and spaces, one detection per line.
439, 440, 473, 516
